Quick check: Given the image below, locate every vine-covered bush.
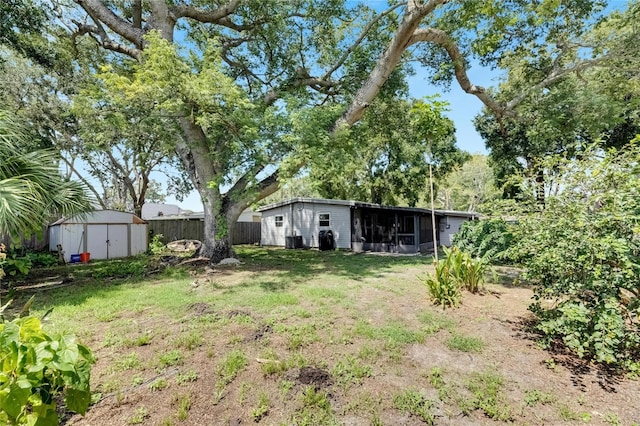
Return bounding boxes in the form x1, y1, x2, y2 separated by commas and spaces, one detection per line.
453, 219, 516, 264
518, 146, 640, 371
0, 316, 95, 424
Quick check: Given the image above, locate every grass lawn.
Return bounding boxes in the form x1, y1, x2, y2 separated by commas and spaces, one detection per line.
18, 246, 639, 425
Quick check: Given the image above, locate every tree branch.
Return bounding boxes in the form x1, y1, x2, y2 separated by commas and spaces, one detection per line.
59, 155, 107, 209
171, 0, 242, 23
72, 20, 142, 60
338, 0, 448, 127
74, 0, 144, 47
504, 58, 606, 111
408, 27, 509, 116
321, 2, 405, 81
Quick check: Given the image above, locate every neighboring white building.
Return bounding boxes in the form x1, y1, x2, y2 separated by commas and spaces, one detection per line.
258, 198, 479, 253
237, 209, 262, 223
49, 210, 148, 261
141, 203, 182, 220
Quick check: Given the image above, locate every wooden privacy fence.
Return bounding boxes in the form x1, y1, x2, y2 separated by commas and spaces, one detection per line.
0, 228, 49, 250
148, 219, 261, 245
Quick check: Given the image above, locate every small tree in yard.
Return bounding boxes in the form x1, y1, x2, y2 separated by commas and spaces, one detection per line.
515, 144, 640, 371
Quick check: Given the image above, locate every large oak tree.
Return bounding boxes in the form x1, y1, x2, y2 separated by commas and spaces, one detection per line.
65, 0, 612, 261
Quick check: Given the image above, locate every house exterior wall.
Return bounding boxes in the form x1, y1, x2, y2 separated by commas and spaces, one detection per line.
141, 203, 181, 220
260, 205, 290, 246
291, 202, 351, 249
237, 209, 262, 223
261, 202, 351, 249
439, 216, 470, 247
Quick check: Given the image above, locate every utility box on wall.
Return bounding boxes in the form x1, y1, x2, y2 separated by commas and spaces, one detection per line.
285, 235, 303, 249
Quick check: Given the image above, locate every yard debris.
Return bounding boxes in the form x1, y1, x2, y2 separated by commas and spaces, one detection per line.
166, 239, 202, 252
177, 256, 210, 267
217, 257, 242, 266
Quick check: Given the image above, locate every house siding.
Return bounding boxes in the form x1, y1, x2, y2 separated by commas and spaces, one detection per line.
260, 202, 351, 249
439, 216, 470, 247
259, 198, 478, 252
291, 202, 351, 249
260, 206, 290, 246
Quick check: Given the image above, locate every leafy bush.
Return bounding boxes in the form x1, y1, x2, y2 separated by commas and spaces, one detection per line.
25, 252, 58, 268
0, 250, 58, 281
453, 219, 516, 264
0, 316, 95, 424
0, 255, 32, 280
518, 146, 640, 371
148, 233, 166, 255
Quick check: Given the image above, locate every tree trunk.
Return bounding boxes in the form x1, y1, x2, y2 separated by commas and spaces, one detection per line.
199, 200, 235, 263
535, 168, 545, 207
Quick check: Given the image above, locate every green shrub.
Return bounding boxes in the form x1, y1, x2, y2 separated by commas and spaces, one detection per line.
0, 254, 32, 280
518, 146, 640, 371
446, 246, 487, 293
148, 234, 166, 255
26, 252, 58, 268
422, 256, 461, 308
0, 316, 95, 424
453, 219, 516, 264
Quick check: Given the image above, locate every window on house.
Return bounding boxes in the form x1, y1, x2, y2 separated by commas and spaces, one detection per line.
275, 215, 283, 227
319, 213, 330, 227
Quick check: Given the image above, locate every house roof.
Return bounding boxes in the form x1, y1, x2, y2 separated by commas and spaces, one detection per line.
257, 197, 480, 218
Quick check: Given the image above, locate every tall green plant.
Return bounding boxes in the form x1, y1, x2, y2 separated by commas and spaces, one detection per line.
422, 257, 462, 308
421, 247, 486, 307
0, 316, 95, 424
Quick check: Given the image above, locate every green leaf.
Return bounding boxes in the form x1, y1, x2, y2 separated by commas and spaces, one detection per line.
65, 387, 91, 415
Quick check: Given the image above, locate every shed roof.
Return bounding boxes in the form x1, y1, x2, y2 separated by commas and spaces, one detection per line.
257, 198, 479, 218
50, 209, 146, 225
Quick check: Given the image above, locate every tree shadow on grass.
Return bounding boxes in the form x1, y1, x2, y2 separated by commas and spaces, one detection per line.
11, 246, 431, 320
236, 245, 432, 283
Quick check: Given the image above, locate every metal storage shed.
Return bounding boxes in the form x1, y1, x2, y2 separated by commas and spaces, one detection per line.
49, 210, 148, 262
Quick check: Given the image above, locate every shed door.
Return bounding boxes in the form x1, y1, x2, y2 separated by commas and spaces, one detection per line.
107, 225, 129, 258
87, 225, 108, 260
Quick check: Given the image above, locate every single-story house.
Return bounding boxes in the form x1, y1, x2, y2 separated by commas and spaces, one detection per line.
49, 210, 148, 261
257, 198, 479, 253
